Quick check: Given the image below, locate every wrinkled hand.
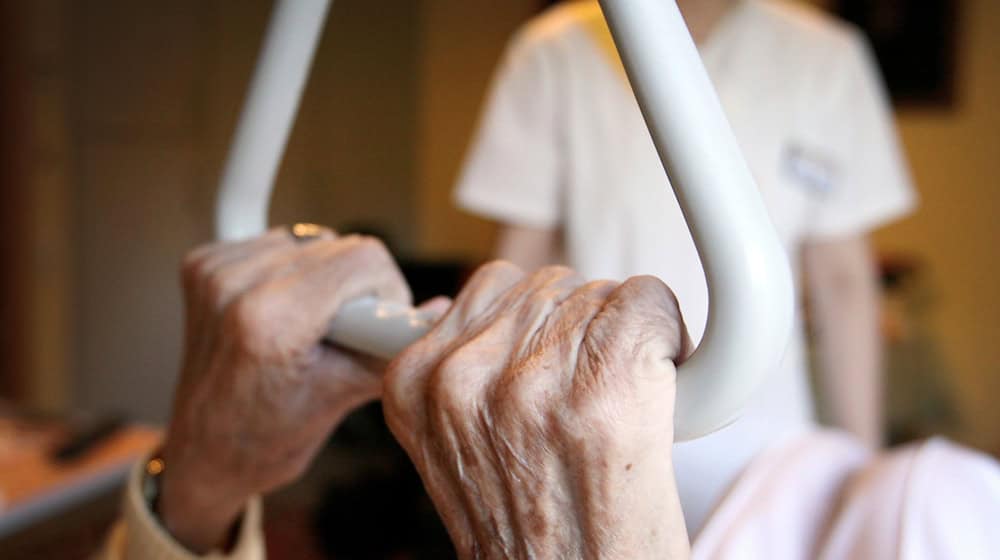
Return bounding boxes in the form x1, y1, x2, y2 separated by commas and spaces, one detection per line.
159, 228, 411, 552
384, 263, 692, 559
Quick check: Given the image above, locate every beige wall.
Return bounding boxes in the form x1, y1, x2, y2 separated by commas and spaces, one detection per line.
876, 0, 1000, 449
15, 0, 422, 421
414, 0, 540, 259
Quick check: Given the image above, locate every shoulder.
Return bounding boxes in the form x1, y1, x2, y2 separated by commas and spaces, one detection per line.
747, 0, 861, 51
507, 1, 602, 58
740, 0, 872, 80
494, 1, 612, 89
820, 438, 1000, 556
519, 1, 601, 43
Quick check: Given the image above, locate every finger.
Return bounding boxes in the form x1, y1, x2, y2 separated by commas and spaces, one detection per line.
531, 279, 619, 371
182, 237, 299, 372
181, 228, 328, 301
395, 265, 579, 426
416, 296, 453, 326
576, 275, 688, 398
227, 235, 411, 360
184, 227, 325, 281
180, 229, 305, 365
488, 280, 618, 439
382, 261, 522, 455
429, 261, 525, 341
601, 275, 689, 364
434, 265, 582, 363
497, 266, 586, 358
197, 237, 304, 312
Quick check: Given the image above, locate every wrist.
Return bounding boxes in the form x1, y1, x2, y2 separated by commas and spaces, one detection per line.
154, 453, 250, 553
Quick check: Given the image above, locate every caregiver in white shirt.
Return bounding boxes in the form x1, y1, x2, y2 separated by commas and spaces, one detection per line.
455, 0, 917, 531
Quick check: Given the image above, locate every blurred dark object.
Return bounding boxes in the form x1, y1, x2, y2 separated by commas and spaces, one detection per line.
0, 404, 159, 547
314, 403, 455, 560
51, 414, 125, 464
878, 252, 923, 291
0, 488, 121, 560
877, 253, 961, 445
302, 245, 469, 558
0, 0, 30, 402
399, 260, 472, 304
837, 0, 959, 107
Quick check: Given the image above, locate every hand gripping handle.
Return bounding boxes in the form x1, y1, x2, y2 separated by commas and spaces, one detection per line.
215, 0, 793, 441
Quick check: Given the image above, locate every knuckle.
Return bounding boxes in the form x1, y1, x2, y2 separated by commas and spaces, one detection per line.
534, 264, 576, 282
180, 247, 212, 285
349, 236, 411, 304
225, 291, 274, 355
481, 259, 523, 277
346, 235, 391, 264
203, 269, 237, 307
469, 260, 524, 290
383, 347, 425, 413
455, 261, 524, 316
523, 289, 558, 317
581, 278, 620, 299
429, 351, 479, 412
607, 276, 684, 344
494, 370, 547, 425
620, 275, 681, 315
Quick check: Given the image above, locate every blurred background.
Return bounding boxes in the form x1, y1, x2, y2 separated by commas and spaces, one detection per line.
0, 0, 996, 556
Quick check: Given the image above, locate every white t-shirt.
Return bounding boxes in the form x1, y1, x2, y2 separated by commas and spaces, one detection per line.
455, 0, 916, 532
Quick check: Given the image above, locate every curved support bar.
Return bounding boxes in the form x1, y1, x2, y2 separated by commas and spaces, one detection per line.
215, 0, 332, 241
215, 0, 793, 442
598, 0, 793, 440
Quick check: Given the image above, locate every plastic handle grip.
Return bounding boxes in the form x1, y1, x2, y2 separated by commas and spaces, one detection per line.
215, 0, 793, 441
327, 297, 433, 361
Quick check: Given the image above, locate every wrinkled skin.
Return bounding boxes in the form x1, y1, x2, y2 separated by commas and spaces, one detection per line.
159, 230, 692, 558
159, 228, 414, 552
384, 263, 692, 559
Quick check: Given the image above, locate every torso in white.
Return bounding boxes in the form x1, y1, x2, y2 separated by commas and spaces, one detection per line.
456, 0, 915, 532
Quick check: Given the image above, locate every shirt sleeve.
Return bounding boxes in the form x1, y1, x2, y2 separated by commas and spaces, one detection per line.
453, 28, 564, 229
96, 460, 265, 560
800, 32, 917, 240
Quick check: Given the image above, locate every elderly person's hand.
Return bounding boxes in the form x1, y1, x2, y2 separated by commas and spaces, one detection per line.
383, 263, 693, 559
157, 228, 412, 552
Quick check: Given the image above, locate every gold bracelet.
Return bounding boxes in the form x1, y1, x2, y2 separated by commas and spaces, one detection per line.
141, 450, 166, 510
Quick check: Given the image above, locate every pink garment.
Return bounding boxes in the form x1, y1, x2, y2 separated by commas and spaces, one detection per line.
693, 431, 1000, 559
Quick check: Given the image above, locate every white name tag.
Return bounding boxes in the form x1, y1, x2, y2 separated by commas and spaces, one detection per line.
783, 145, 837, 196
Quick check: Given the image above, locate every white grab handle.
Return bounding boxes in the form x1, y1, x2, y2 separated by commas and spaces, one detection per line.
215, 0, 793, 441
598, 0, 793, 439
215, 0, 331, 240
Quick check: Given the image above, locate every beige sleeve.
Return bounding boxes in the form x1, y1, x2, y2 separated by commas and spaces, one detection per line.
95, 461, 266, 560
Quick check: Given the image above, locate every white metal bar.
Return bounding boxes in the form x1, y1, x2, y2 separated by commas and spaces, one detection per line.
215, 0, 332, 241
214, 0, 794, 441
598, 0, 793, 439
